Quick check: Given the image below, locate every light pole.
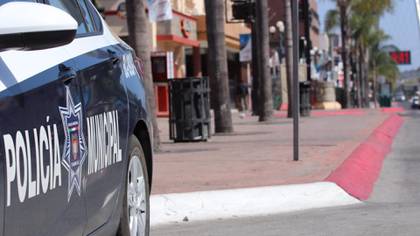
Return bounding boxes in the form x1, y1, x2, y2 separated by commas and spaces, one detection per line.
269, 21, 285, 110
269, 21, 285, 64
277, 21, 285, 63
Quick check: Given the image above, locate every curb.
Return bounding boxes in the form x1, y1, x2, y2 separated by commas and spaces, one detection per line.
325, 114, 404, 200
151, 182, 360, 227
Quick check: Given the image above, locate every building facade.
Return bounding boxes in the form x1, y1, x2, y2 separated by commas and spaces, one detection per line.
98, 0, 250, 114
268, 0, 320, 52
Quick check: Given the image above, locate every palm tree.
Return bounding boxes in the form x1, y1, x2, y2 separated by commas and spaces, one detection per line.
256, 0, 273, 121
373, 49, 399, 87
125, 0, 160, 150
350, 11, 379, 107
352, 0, 394, 107
325, 1, 351, 108
204, 0, 233, 133
326, 0, 395, 108
325, 7, 352, 107
367, 29, 399, 107
337, 0, 351, 108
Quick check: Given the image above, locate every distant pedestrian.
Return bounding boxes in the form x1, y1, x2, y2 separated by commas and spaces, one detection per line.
238, 82, 249, 113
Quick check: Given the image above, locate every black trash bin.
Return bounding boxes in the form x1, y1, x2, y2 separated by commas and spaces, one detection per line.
169, 77, 211, 142
300, 81, 311, 117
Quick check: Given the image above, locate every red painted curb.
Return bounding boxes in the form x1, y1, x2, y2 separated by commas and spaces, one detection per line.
312, 109, 365, 117
273, 109, 366, 118
381, 107, 404, 114
325, 114, 404, 200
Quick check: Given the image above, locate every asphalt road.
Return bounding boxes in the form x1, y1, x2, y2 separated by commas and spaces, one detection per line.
151, 109, 420, 236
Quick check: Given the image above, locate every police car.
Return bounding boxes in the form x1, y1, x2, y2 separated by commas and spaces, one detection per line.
0, 1, 153, 236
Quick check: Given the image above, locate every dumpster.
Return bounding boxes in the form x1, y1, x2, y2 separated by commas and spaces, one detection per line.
300, 81, 311, 117
379, 95, 392, 107
169, 77, 211, 142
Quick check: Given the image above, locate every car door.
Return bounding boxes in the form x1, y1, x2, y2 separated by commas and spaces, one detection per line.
60, 0, 131, 233
0, 33, 86, 236
0, 0, 116, 234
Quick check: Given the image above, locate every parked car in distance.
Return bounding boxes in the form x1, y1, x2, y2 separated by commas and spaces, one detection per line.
411, 96, 420, 109
394, 93, 406, 102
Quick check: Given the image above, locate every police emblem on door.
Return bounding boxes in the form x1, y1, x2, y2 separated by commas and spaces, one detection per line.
59, 86, 87, 201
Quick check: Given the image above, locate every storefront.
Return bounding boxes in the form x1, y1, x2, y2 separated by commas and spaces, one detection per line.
195, 16, 250, 110
99, 0, 249, 112
153, 11, 201, 116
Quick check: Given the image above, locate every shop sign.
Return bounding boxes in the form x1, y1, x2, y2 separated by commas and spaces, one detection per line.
151, 51, 174, 81
240, 34, 252, 62
157, 12, 197, 40
389, 51, 411, 65
147, 0, 173, 22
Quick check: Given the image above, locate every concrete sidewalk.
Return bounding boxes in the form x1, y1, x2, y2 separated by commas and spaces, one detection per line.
152, 109, 389, 195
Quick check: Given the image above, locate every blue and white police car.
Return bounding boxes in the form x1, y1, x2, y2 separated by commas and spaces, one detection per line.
0, 1, 153, 236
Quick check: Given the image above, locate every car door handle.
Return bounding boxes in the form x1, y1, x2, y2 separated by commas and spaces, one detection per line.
59, 65, 76, 85
112, 57, 120, 65
107, 49, 120, 65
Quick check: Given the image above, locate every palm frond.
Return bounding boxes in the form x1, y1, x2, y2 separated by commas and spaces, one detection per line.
325, 9, 340, 34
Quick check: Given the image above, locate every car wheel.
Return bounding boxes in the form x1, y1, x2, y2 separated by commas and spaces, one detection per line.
118, 136, 150, 236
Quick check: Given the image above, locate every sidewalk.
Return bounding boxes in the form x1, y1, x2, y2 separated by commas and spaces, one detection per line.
152, 109, 389, 195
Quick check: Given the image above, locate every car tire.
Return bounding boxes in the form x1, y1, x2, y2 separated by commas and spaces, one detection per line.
117, 136, 150, 236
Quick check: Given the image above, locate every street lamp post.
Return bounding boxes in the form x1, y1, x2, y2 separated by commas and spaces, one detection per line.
270, 21, 285, 64
269, 21, 285, 112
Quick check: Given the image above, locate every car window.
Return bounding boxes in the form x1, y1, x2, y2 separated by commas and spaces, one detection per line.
48, 0, 90, 35
76, 0, 95, 33
0, 0, 35, 5
86, 0, 103, 32
117, 2, 125, 12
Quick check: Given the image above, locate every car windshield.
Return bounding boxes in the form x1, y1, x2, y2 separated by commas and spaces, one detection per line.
0, 0, 35, 5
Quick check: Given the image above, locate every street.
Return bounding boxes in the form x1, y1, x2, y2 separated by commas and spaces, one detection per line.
152, 109, 420, 236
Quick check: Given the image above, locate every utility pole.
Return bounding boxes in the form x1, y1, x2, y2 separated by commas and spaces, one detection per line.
291, 0, 300, 162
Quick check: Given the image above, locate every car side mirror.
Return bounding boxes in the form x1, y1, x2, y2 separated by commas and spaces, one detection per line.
0, 2, 78, 52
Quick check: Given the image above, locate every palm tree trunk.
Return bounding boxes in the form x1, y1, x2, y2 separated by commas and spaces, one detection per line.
204, 0, 233, 133
126, 0, 160, 150
354, 45, 362, 108
363, 49, 370, 107
285, 0, 293, 118
372, 63, 378, 108
339, 3, 351, 108
251, 23, 260, 116
358, 45, 365, 107
256, 0, 273, 121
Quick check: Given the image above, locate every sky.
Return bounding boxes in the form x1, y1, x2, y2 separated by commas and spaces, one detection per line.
317, 0, 420, 72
